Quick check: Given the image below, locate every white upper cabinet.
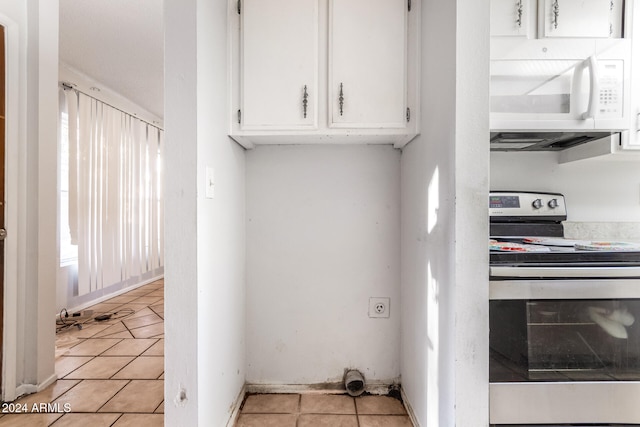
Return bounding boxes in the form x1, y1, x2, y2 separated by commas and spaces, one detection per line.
490, 0, 624, 39
491, 0, 535, 38
240, 0, 318, 130
229, 0, 419, 149
329, 0, 407, 128
540, 0, 623, 38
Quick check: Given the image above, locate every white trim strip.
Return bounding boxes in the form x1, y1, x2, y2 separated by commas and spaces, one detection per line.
491, 265, 640, 278
490, 278, 640, 300
225, 384, 247, 427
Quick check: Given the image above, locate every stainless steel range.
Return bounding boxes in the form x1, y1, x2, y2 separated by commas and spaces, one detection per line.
489, 191, 640, 426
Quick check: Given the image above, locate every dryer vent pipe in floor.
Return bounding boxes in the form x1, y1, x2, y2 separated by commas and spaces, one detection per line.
344, 369, 365, 396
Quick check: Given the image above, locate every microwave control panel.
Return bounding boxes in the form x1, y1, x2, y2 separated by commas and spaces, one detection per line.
597, 60, 623, 118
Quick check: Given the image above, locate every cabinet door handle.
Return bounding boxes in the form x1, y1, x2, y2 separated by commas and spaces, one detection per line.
303, 85, 309, 119
339, 83, 345, 116
609, 0, 614, 36
516, 0, 523, 28
552, 0, 559, 29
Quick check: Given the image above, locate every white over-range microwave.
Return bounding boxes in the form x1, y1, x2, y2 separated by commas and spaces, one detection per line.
490, 38, 632, 136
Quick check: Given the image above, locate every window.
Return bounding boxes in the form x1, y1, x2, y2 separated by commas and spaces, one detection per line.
60, 88, 164, 295
59, 109, 78, 265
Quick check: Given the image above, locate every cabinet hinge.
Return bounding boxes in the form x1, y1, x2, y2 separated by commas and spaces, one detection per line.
408, 0, 411, 12
237, 0, 241, 14
406, 107, 411, 123
237, 109, 242, 124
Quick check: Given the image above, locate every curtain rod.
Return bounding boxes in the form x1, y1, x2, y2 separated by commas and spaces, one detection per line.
60, 82, 163, 131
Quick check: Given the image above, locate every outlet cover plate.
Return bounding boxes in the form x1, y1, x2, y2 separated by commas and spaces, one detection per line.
369, 297, 390, 318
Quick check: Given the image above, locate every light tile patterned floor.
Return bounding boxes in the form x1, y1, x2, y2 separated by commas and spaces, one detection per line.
235, 393, 414, 427
0, 279, 164, 427
0, 279, 413, 427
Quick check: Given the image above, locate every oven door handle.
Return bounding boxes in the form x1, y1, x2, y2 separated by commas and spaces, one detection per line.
490, 266, 640, 278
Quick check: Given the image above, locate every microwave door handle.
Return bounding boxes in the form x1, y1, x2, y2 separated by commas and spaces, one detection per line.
581, 55, 599, 120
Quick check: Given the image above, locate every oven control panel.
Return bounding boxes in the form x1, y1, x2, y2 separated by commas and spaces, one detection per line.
490, 191, 567, 218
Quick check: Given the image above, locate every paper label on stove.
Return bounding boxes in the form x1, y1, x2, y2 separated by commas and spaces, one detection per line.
575, 241, 640, 251
490, 240, 551, 252
523, 237, 587, 247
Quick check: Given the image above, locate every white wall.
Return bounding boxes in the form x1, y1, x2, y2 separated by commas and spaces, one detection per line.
165, 0, 246, 425
246, 144, 401, 386
491, 152, 640, 222
0, 0, 58, 401
400, 0, 489, 426
195, 0, 246, 424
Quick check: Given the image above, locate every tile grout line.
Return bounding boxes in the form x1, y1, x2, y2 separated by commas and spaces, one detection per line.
93, 379, 132, 414
63, 337, 124, 358
105, 352, 140, 380
46, 413, 64, 427
151, 398, 164, 414
120, 314, 164, 339
107, 413, 125, 427
147, 305, 163, 318
56, 355, 96, 380
45, 377, 84, 407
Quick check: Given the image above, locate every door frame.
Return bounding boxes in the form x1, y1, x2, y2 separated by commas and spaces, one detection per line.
0, 14, 22, 403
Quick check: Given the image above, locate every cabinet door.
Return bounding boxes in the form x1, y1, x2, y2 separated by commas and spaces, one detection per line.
491, 0, 534, 38
329, 0, 407, 128
241, 0, 318, 130
540, 0, 614, 38
610, 0, 624, 38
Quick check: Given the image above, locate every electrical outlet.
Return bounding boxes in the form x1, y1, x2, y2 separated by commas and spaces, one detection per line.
369, 297, 390, 318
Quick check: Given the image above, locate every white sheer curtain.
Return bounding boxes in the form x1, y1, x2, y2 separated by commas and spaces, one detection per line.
62, 89, 164, 296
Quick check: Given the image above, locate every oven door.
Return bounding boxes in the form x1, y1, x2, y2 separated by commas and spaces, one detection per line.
490, 273, 640, 425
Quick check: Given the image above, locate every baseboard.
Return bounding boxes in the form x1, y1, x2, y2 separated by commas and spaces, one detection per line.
12, 373, 59, 402
245, 381, 397, 396
14, 384, 38, 400
246, 383, 344, 395
57, 275, 163, 321
401, 387, 420, 427
37, 373, 58, 392
225, 384, 247, 427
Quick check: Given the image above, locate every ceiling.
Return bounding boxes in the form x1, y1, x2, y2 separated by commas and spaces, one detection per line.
59, 0, 164, 119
